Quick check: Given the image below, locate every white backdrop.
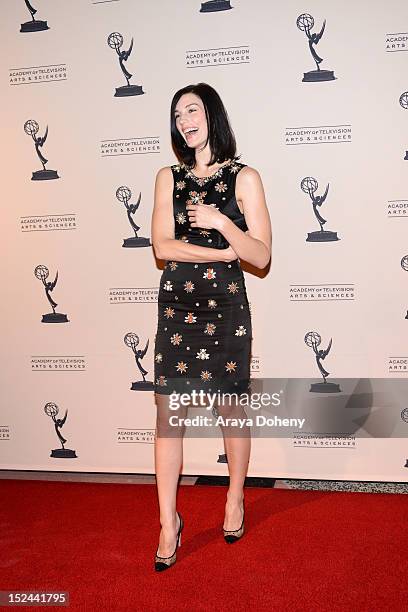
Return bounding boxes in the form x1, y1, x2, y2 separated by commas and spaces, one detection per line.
1, 0, 407, 481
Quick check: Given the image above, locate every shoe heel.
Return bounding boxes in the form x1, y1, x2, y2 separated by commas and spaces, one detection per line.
178, 514, 184, 547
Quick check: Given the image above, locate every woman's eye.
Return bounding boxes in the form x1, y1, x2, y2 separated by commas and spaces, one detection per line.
189, 108, 196, 113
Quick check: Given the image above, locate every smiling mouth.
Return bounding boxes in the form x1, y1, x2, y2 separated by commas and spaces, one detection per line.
184, 127, 199, 140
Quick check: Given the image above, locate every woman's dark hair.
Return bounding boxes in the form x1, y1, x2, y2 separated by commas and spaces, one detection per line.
170, 82, 238, 168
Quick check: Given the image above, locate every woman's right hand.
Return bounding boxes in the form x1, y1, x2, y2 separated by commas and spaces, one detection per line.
221, 245, 239, 262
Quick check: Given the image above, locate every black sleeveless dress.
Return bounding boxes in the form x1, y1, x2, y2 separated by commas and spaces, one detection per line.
153, 157, 252, 396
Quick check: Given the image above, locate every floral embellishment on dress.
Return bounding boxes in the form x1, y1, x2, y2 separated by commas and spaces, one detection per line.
208, 299, 217, 309
176, 361, 188, 373
170, 333, 183, 346
203, 268, 216, 280
215, 181, 227, 193
176, 212, 187, 224
186, 190, 207, 206
225, 361, 237, 373
168, 261, 179, 271
235, 326, 247, 336
185, 312, 197, 324
227, 281, 239, 294
199, 229, 211, 237
201, 370, 212, 381
155, 353, 163, 363
184, 280, 195, 293
196, 348, 210, 360
229, 162, 240, 174
205, 323, 216, 336
179, 235, 189, 242
164, 307, 175, 319
156, 376, 167, 386
163, 281, 173, 291
176, 180, 186, 190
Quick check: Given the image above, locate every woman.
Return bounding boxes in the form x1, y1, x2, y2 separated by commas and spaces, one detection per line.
151, 82, 271, 571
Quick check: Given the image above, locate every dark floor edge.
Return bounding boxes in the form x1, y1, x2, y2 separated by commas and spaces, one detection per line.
0, 469, 407, 487
196, 476, 276, 487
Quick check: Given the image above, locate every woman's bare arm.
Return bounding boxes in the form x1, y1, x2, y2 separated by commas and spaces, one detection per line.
217, 167, 272, 269
151, 166, 237, 263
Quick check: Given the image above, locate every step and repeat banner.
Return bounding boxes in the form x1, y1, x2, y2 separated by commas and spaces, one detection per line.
1, 0, 408, 481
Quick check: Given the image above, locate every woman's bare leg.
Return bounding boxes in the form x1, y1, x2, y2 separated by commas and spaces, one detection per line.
217, 395, 251, 530
154, 393, 186, 556
222, 434, 250, 529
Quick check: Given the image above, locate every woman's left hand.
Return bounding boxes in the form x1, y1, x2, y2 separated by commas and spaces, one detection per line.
186, 203, 226, 231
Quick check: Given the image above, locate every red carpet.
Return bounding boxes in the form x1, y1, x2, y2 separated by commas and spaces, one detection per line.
1, 480, 406, 611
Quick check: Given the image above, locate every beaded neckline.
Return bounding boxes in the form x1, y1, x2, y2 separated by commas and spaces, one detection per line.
182, 158, 234, 185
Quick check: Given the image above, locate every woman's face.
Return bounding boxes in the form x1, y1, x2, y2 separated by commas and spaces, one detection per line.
174, 93, 208, 150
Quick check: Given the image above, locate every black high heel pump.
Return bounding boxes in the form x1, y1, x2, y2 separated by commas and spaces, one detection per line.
154, 512, 184, 571
223, 502, 245, 543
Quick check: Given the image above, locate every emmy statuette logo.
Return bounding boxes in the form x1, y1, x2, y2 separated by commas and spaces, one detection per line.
301, 177, 339, 242
124, 333, 153, 390
20, 0, 49, 32
402, 408, 408, 468
296, 13, 336, 82
400, 255, 408, 319
200, 0, 233, 13
399, 92, 408, 160
107, 33, 145, 98
217, 453, 228, 463
35, 265, 69, 323
304, 331, 341, 393
24, 120, 60, 181
116, 187, 151, 248
44, 402, 77, 458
